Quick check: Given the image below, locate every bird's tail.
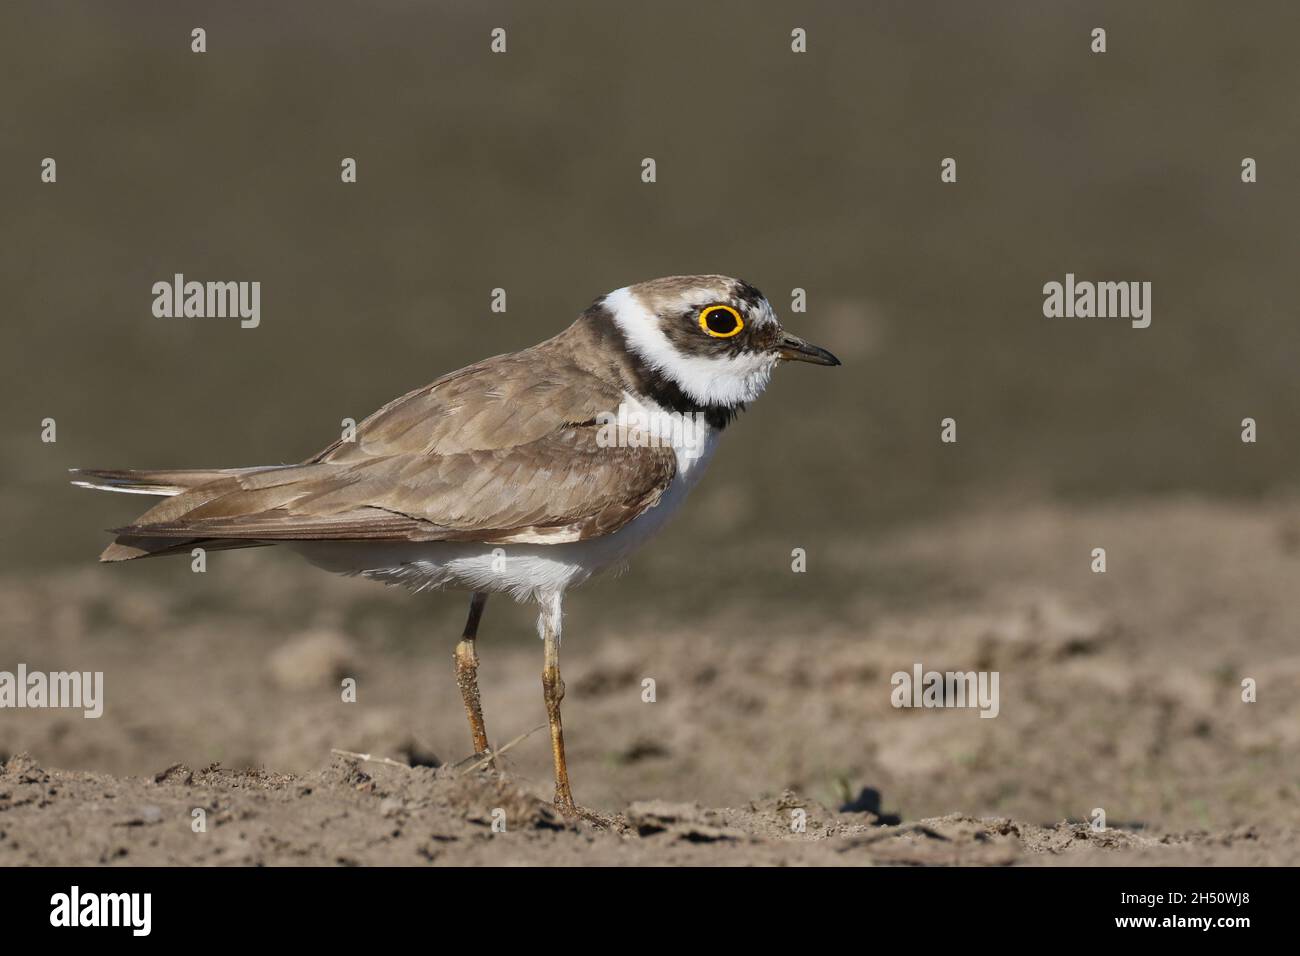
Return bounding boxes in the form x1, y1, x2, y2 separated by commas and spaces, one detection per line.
69, 467, 256, 497
70, 466, 279, 561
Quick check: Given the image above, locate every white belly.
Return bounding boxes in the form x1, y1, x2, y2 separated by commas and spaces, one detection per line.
289, 411, 720, 604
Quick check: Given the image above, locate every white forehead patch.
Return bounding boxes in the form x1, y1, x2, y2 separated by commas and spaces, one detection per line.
746, 295, 780, 328
603, 286, 780, 407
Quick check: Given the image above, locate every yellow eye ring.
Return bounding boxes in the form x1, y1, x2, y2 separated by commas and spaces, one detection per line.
699, 304, 743, 338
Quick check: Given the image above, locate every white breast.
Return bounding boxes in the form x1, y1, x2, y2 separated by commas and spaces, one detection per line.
289, 394, 721, 605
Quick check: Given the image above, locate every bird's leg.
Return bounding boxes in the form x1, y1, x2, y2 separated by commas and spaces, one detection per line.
539, 596, 577, 816
454, 592, 490, 756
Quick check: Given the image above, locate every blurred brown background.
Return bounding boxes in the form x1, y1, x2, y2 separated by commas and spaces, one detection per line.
5, 0, 1298, 577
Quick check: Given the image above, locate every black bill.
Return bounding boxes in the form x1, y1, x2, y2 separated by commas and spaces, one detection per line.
776, 333, 841, 366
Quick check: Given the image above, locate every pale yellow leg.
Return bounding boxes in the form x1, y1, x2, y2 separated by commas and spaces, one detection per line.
540, 604, 577, 815
453, 592, 490, 755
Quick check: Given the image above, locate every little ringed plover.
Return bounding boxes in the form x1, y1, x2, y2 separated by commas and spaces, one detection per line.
72, 274, 840, 815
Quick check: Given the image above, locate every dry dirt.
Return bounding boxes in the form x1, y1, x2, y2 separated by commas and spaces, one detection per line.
2, 496, 1299, 865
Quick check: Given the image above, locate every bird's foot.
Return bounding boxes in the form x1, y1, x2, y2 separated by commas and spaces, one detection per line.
553, 795, 609, 827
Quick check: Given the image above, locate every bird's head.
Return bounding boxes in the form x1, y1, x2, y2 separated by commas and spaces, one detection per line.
598, 275, 840, 410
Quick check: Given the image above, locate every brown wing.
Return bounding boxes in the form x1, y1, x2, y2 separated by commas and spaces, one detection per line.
113, 427, 676, 545
312, 333, 619, 461
104, 324, 679, 556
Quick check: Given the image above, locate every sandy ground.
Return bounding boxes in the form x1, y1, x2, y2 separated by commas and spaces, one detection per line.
2, 496, 1299, 865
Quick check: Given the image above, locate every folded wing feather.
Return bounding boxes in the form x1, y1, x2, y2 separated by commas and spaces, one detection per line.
94, 336, 677, 560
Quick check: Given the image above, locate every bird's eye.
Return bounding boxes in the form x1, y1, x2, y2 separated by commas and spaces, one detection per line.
699, 304, 743, 338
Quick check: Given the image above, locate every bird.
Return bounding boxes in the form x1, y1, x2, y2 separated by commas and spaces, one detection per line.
71, 274, 840, 816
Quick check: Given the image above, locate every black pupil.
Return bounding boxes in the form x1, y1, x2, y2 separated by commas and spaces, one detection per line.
706, 308, 737, 335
